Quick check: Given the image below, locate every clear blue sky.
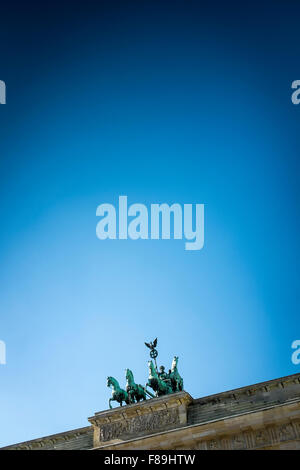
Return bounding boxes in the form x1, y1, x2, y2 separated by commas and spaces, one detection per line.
0, 1, 299, 446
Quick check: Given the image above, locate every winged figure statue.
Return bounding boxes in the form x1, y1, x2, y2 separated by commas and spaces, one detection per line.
144, 338, 157, 351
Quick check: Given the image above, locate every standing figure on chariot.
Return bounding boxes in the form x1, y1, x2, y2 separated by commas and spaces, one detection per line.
158, 366, 171, 385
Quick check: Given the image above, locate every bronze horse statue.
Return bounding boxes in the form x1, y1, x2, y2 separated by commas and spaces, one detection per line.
125, 368, 149, 402
107, 376, 131, 409
106, 338, 184, 407
169, 356, 183, 392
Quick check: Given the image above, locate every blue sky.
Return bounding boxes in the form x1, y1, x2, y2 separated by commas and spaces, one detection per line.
0, 1, 299, 446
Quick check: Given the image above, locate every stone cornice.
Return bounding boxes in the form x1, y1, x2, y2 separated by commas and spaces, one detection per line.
1, 426, 92, 451
88, 391, 193, 426
192, 372, 300, 406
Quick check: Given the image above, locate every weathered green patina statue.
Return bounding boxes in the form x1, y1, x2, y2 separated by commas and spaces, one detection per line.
169, 356, 184, 392
106, 338, 184, 408
146, 360, 173, 396
107, 376, 131, 409
125, 368, 155, 402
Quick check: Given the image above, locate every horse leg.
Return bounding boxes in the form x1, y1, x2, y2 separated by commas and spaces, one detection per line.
109, 398, 113, 409
141, 387, 147, 400
126, 394, 132, 405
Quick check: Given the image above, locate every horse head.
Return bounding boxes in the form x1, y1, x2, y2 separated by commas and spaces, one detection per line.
125, 368, 134, 383
171, 356, 179, 371
148, 360, 158, 379
107, 376, 119, 389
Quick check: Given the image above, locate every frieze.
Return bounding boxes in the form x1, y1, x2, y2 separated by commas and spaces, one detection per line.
100, 408, 179, 442
195, 419, 300, 450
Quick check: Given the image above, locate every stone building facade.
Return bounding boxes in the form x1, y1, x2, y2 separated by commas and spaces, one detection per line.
1, 372, 300, 450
